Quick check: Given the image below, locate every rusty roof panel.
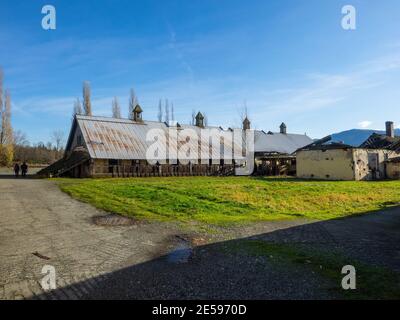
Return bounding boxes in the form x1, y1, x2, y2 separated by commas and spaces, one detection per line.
76, 115, 312, 159
76, 115, 243, 160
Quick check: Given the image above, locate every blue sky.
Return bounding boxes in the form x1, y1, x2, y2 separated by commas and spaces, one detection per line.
1, 0, 400, 144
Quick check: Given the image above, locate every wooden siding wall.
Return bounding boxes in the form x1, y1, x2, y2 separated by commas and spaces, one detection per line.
91, 159, 235, 177
254, 158, 296, 176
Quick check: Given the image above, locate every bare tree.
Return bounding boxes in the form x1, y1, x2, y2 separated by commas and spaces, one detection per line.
0, 87, 14, 166
204, 112, 208, 127
82, 81, 92, 116
0, 68, 3, 126
171, 102, 175, 122
128, 88, 138, 120
13, 130, 29, 146
112, 97, 121, 118
0, 68, 4, 145
51, 130, 65, 151
1, 90, 13, 145
73, 97, 83, 117
239, 100, 248, 123
165, 99, 170, 124
157, 99, 162, 122
191, 109, 196, 125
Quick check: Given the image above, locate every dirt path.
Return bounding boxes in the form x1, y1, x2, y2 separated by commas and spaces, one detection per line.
0, 176, 183, 299
1, 176, 399, 299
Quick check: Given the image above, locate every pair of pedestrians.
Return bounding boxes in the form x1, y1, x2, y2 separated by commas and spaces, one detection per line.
14, 162, 28, 177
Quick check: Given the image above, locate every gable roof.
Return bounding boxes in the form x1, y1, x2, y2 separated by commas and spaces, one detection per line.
254, 131, 313, 155
69, 115, 242, 160
133, 104, 143, 113
66, 115, 313, 160
195, 112, 204, 119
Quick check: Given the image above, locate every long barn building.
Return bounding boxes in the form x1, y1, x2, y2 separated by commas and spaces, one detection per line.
39, 106, 312, 178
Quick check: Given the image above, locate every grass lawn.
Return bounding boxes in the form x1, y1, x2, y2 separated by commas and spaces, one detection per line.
57, 176, 400, 225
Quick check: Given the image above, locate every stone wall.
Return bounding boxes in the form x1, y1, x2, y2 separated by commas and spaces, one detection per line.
297, 149, 355, 180
386, 161, 400, 179
297, 148, 397, 181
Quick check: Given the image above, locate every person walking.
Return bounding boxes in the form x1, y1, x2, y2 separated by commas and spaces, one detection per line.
14, 163, 20, 178
21, 162, 28, 177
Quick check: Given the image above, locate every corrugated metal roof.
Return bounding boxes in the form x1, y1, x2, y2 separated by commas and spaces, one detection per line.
75, 115, 312, 160
254, 131, 313, 154
76, 115, 244, 160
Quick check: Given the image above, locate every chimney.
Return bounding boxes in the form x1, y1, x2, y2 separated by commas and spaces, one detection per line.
243, 117, 250, 130
280, 122, 287, 134
386, 121, 394, 138
195, 112, 204, 127
133, 104, 143, 122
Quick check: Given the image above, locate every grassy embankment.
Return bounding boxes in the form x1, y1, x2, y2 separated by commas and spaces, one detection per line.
57, 176, 400, 225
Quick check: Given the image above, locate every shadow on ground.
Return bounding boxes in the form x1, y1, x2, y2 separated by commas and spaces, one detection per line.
32, 207, 400, 300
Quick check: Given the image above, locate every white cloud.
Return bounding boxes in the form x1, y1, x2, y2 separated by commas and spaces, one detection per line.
358, 121, 372, 128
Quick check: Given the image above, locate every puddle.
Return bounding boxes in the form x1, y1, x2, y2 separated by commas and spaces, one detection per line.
93, 214, 136, 226
167, 237, 193, 264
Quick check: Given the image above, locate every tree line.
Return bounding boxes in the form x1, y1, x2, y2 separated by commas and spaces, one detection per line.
0, 67, 66, 166
0, 68, 14, 166
0, 72, 213, 166
73, 81, 208, 126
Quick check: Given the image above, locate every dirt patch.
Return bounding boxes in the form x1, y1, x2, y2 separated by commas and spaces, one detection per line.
92, 214, 137, 226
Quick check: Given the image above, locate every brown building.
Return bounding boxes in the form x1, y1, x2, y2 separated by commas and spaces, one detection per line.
38, 106, 313, 178
253, 122, 313, 176
39, 108, 241, 178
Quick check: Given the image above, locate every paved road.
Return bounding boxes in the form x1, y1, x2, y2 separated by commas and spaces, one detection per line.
1, 176, 399, 299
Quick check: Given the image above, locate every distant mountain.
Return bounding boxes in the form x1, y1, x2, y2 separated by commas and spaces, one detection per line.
331, 129, 400, 147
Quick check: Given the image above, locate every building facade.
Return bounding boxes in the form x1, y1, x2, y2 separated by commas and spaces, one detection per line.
38, 106, 312, 178
297, 146, 395, 180
296, 121, 400, 181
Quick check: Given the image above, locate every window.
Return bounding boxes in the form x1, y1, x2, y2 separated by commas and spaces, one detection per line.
108, 159, 119, 173
109, 159, 118, 166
